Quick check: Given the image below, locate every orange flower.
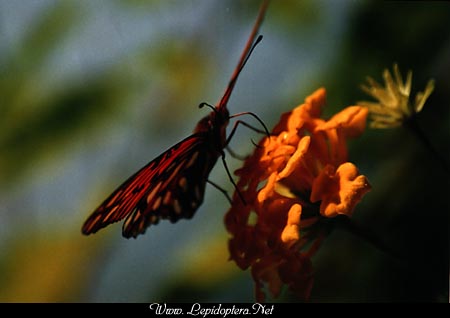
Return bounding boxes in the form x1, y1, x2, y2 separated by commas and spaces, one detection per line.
225, 88, 371, 301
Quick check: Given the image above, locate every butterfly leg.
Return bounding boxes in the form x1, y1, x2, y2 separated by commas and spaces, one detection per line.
228, 111, 270, 138
225, 145, 248, 161
207, 179, 232, 204
220, 151, 247, 205
225, 119, 268, 147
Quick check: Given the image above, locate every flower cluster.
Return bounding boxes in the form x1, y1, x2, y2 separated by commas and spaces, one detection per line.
359, 64, 435, 129
225, 88, 371, 301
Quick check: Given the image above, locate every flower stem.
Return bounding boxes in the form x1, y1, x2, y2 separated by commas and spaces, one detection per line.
405, 116, 449, 174
334, 216, 402, 261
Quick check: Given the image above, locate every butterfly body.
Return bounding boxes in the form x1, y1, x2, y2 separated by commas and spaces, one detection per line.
82, 1, 268, 238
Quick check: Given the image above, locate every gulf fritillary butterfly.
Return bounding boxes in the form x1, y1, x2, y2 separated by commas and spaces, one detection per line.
82, 1, 269, 238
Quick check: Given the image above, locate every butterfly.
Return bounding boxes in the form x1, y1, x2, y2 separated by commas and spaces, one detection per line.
82, 1, 269, 239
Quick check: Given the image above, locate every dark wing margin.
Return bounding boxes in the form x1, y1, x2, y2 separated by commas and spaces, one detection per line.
82, 133, 219, 238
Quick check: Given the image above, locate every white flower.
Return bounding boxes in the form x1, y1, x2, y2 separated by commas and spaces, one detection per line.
359, 64, 435, 129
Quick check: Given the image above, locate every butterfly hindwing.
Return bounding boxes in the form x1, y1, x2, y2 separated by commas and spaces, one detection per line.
82, 133, 219, 238
122, 136, 220, 238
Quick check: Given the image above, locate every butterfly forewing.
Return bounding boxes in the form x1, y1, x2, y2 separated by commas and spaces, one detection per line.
82, 133, 219, 238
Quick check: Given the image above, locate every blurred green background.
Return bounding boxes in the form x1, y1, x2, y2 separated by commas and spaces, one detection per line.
0, 0, 448, 302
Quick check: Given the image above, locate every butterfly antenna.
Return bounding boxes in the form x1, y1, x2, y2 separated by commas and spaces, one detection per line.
199, 102, 217, 113
217, 0, 269, 110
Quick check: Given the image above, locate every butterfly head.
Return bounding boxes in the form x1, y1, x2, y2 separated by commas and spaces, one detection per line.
195, 104, 230, 145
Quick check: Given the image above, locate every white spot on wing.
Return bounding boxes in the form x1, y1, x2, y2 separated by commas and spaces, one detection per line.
163, 191, 172, 205
149, 215, 158, 224
123, 212, 133, 229
186, 151, 199, 168
162, 162, 185, 189
167, 162, 177, 172
173, 199, 182, 214
194, 186, 202, 200
179, 177, 187, 191
103, 206, 119, 221
152, 196, 162, 210
146, 182, 162, 204
132, 209, 141, 222
106, 190, 123, 208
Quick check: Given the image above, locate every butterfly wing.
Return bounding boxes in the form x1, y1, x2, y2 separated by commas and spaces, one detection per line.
82, 133, 219, 238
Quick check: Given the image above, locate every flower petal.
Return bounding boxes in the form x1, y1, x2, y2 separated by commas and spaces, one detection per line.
272, 88, 327, 134
310, 162, 371, 217
315, 106, 369, 138
281, 204, 302, 247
